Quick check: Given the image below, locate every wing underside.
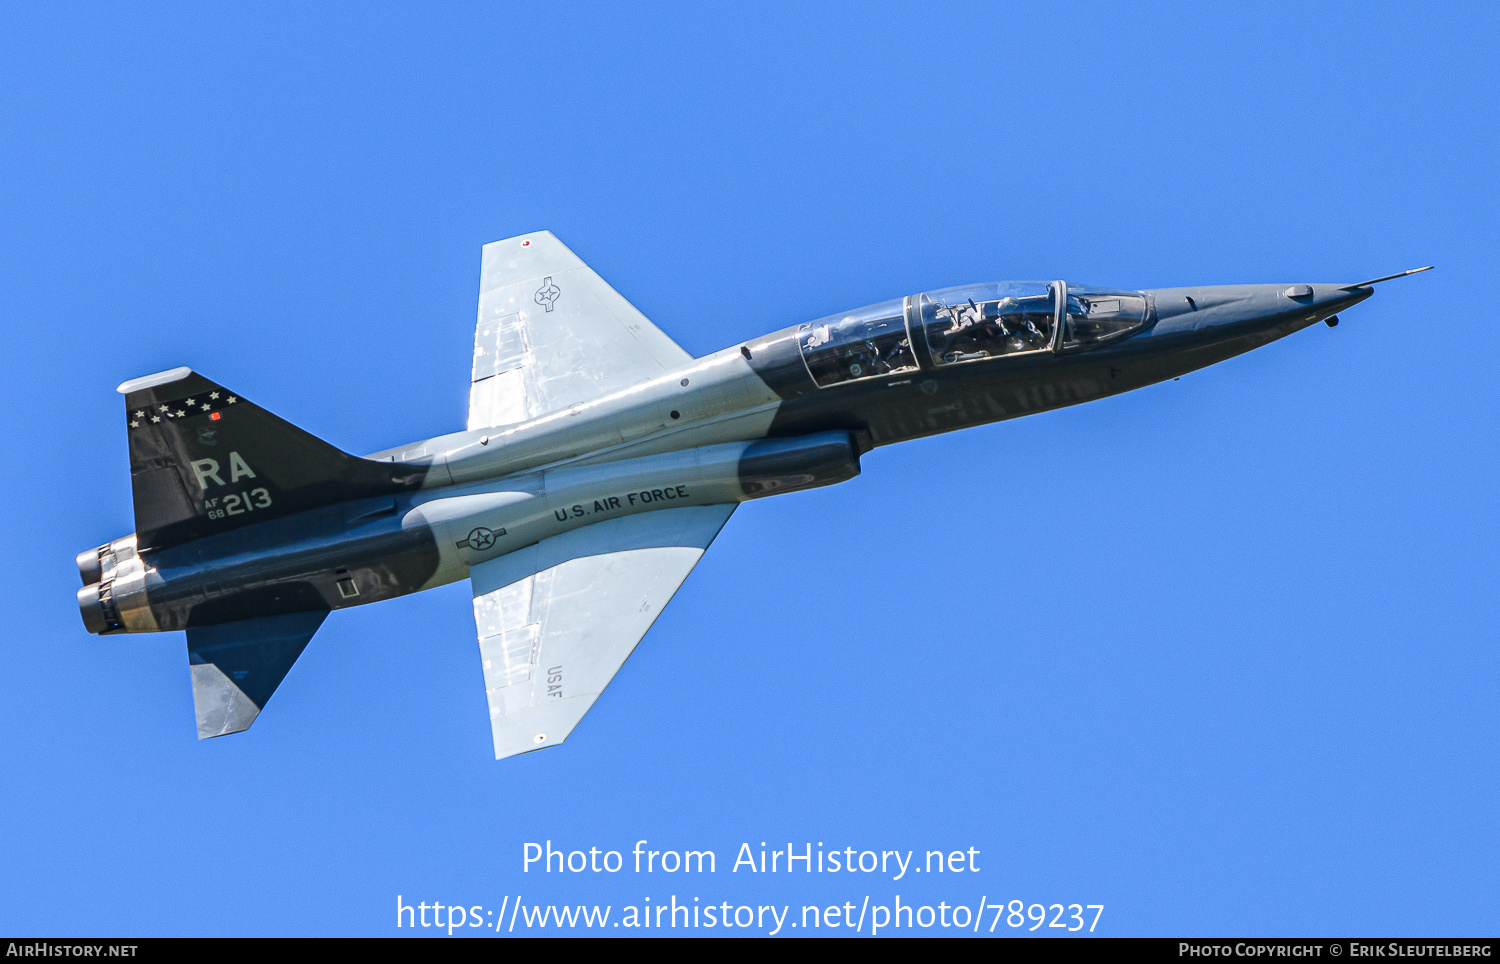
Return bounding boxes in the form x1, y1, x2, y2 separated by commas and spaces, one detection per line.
467, 231, 692, 431
469, 504, 736, 759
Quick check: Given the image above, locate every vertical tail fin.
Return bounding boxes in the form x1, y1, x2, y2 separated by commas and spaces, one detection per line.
118, 368, 432, 551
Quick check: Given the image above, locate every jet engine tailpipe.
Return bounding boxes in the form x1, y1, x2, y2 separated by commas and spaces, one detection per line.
77, 546, 107, 586
72, 535, 157, 635
77, 582, 121, 635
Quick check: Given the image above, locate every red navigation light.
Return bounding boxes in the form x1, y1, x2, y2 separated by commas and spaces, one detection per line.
210, 412, 221, 421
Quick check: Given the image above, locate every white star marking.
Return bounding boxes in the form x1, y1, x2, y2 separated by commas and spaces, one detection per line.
227, 397, 237, 404
201, 404, 210, 411
134, 410, 145, 418
151, 416, 160, 423
129, 420, 139, 428
176, 410, 187, 417
209, 392, 220, 400
184, 398, 195, 406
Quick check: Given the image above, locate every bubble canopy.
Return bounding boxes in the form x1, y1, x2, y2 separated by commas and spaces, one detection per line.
795, 282, 1149, 388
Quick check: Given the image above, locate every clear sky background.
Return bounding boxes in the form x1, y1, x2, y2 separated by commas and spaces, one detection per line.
1, 1, 1496, 938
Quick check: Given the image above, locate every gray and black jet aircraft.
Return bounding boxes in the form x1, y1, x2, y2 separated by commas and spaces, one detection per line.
76, 232, 1430, 758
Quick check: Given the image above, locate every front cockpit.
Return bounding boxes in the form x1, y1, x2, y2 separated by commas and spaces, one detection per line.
796, 282, 1150, 387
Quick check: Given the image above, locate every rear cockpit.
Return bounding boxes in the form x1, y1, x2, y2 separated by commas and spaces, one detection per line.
798, 298, 916, 388
797, 282, 1150, 388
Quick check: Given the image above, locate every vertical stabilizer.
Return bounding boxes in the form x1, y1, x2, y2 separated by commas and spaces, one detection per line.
118, 368, 431, 551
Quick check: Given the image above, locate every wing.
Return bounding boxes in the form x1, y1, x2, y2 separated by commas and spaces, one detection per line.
467, 231, 692, 430
469, 504, 736, 759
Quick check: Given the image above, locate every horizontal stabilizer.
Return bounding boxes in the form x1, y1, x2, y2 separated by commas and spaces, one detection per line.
186, 610, 328, 739
118, 368, 430, 551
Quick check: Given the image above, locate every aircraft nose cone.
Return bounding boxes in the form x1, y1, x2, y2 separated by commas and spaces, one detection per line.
1147, 282, 1373, 334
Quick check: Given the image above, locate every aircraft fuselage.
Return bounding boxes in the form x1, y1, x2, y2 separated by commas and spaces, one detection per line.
78, 280, 1370, 637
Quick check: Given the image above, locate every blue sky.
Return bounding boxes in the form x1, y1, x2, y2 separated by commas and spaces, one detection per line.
1, 1, 1495, 937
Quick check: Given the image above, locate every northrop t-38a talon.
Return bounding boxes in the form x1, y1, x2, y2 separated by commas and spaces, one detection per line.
75, 232, 1430, 758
